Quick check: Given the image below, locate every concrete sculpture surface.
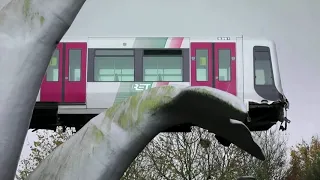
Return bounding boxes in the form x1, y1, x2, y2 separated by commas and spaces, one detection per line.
27, 85, 265, 180
0, 0, 86, 179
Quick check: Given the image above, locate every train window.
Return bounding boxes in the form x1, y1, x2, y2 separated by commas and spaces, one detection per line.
253, 47, 274, 85
143, 50, 183, 82
94, 49, 134, 82
69, 49, 81, 81
46, 49, 59, 82
196, 49, 208, 81
94, 57, 134, 81
218, 49, 231, 81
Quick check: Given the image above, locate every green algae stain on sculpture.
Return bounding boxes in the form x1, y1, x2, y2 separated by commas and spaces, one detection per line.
91, 125, 104, 143
131, 86, 176, 126
117, 102, 135, 130
22, 0, 45, 26
136, 89, 172, 118
23, 0, 31, 17
105, 102, 122, 119
104, 86, 177, 131
40, 16, 45, 25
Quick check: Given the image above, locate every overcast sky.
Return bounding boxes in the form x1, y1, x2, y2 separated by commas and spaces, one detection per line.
20, 0, 320, 162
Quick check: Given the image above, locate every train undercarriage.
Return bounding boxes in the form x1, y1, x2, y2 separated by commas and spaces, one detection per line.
29, 97, 290, 133
246, 99, 290, 131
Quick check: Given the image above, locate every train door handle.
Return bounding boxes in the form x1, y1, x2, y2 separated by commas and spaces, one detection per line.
215, 76, 218, 80
65, 77, 69, 80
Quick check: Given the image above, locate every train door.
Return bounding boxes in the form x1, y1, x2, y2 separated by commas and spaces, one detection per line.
190, 42, 236, 96
214, 43, 236, 96
40, 43, 63, 102
40, 42, 87, 103
64, 43, 87, 103
190, 43, 213, 87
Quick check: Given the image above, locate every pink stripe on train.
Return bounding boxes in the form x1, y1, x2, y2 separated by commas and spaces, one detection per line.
169, 37, 184, 48
156, 82, 169, 87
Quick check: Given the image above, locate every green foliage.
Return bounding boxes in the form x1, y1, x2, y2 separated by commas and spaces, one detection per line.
286, 135, 320, 180
15, 127, 75, 180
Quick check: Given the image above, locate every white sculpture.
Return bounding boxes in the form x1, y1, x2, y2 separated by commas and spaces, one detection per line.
0, 0, 86, 179
27, 86, 264, 180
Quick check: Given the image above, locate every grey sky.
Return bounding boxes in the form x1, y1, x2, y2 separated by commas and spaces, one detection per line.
20, 0, 320, 159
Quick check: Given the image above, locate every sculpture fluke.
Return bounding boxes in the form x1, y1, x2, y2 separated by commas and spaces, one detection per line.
28, 85, 265, 180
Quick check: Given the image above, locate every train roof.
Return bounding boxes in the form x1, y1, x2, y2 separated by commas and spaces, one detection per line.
60, 36, 273, 43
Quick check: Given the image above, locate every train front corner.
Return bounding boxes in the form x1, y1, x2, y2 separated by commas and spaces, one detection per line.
245, 94, 290, 131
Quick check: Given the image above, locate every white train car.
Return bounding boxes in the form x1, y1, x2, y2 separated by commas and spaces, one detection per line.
31, 36, 289, 132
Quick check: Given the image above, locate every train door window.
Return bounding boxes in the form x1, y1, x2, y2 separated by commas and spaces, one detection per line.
143, 50, 183, 81
46, 49, 59, 81
93, 50, 134, 82
253, 47, 274, 85
69, 49, 81, 81
196, 49, 208, 81
218, 49, 231, 81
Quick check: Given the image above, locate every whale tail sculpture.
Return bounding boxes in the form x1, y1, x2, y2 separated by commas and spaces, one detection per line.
0, 0, 87, 179
27, 85, 264, 180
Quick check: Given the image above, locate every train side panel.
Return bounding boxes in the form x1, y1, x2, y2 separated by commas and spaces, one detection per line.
86, 37, 190, 108
243, 40, 258, 102
36, 37, 285, 106
269, 41, 284, 94
236, 37, 244, 101
32, 36, 290, 132
86, 82, 189, 108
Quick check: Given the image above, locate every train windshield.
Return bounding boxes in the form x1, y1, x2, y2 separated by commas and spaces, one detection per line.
253, 46, 274, 85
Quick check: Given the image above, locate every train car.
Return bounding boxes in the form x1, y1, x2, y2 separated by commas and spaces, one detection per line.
30, 36, 290, 132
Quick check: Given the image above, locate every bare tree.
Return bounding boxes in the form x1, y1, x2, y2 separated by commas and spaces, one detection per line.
122, 127, 288, 180
18, 125, 288, 180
